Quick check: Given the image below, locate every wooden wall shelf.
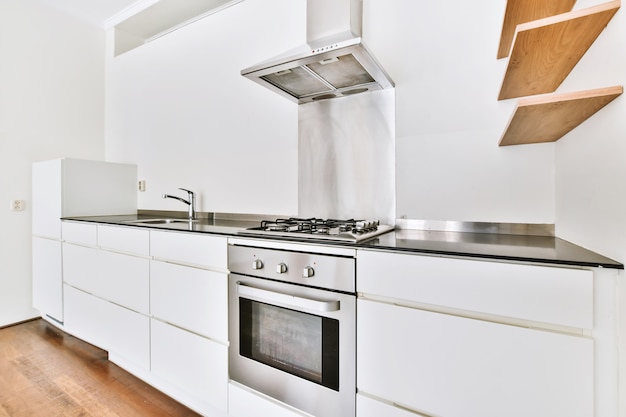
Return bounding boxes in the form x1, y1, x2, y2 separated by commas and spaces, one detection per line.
499, 86, 623, 146
497, 0, 575, 59
498, 0, 620, 100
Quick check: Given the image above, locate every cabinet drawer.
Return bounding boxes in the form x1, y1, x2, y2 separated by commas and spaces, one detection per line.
62, 221, 97, 246
63, 244, 149, 314
228, 382, 310, 417
357, 250, 593, 328
97, 225, 149, 256
63, 243, 98, 289
64, 285, 150, 370
97, 251, 149, 314
151, 231, 227, 269
151, 319, 227, 412
357, 299, 593, 417
151, 260, 227, 341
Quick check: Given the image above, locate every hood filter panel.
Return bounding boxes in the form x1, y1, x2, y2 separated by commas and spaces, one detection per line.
260, 53, 375, 101
261, 66, 332, 97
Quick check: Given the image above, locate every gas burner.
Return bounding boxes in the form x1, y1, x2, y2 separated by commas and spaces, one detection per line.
241, 217, 392, 242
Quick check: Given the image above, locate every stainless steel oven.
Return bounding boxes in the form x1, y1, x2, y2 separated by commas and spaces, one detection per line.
228, 240, 356, 417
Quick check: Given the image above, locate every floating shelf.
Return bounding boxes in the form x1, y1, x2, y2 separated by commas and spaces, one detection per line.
497, 0, 575, 59
498, 0, 620, 100
499, 86, 623, 146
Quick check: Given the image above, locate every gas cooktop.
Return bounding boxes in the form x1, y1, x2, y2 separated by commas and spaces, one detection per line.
239, 217, 394, 243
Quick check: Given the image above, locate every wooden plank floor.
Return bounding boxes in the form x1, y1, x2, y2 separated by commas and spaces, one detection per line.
0, 319, 201, 417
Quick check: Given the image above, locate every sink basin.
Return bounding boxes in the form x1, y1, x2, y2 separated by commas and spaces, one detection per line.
124, 218, 197, 225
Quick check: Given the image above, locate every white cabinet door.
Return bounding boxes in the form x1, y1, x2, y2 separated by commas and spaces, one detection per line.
97, 251, 149, 314
64, 285, 149, 370
62, 243, 98, 290
150, 231, 227, 269
32, 159, 62, 239
151, 319, 227, 412
97, 225, 149, 256
32, 237, 63, 322
62, 221, 97, 246
228, 382, 312, 417
357, 299, 593, 417
357, 250, 593, 329
150, 260, 227, 341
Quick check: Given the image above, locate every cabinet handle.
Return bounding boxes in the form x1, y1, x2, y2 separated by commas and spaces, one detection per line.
236, 282, 339, 313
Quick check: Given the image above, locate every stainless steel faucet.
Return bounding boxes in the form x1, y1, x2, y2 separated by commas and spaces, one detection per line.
162, 188, 196, 220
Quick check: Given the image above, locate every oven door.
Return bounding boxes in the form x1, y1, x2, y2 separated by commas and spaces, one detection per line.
229, 273, 355, 417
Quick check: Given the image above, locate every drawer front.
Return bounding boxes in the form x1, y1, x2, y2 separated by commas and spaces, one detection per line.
62, 221, 97, 246
357, 299, 593, 417
63, 243, 98, 289
97, 225, 149, 256
97, 251, 150, 314
151, 260, 227, 341
151, 319, 227, 412
228, 382, 310, 417
64, 286, 150, 371
64, 244, 149, 314
151, 231, 227, 269
357, 250, 593, 329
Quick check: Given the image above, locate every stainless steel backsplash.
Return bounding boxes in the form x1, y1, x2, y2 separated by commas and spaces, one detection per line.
298, 89, 395, 225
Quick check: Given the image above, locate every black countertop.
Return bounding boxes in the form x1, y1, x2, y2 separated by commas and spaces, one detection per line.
360, 229, 623, 269
62, 215, 623, 270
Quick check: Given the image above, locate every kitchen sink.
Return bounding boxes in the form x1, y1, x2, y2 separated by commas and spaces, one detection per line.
124, 218, 198, 225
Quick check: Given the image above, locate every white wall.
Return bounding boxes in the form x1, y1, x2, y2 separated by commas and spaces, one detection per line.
105, 0, 302, 216
104, 0, 625, 265
0, 1, 105, 326
365, 0, 555, 224
554, 0, 626, 263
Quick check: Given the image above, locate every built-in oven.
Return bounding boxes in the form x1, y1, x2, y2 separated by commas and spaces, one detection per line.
228, 240, 356, 417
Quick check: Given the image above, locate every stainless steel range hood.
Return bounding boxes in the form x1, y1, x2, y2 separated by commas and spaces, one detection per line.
241, 0, 394, 104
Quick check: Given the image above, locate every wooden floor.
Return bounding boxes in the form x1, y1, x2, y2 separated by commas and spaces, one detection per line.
0, 319, 200, 417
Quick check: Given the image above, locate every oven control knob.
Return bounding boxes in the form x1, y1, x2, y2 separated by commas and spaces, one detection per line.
276, 263, 288, 274
303, 266, 315, 278
252, 259, 263, 270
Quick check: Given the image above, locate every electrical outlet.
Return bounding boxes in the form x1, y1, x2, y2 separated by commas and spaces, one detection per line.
11, 200, 25, 211
138, 180, 146, 192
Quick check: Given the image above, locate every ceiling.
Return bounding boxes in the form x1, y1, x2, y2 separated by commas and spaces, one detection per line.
41, 0, 143, 27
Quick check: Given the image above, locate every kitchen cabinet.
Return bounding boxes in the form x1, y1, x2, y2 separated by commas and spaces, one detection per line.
31, 237, 62, 321
31, 158, 136, 323
228, 382, 312, 417
149, 231, 229, 414
356, 249, 595, 417
64, 285, 150, 369
62, 222, 150, 371
151, 319, 228, 412
150, 260, 227, 340
59, 220, 230, 415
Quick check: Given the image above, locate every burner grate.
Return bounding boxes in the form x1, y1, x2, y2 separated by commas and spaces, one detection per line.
259, 218, 379, 235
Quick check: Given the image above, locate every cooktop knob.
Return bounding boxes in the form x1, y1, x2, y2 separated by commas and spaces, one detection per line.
276, 263, 287, 274
303, 266, 315, 278
252, 259, 263, 270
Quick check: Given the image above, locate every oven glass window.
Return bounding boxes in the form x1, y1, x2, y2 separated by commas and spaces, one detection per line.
239, 298, 339, 391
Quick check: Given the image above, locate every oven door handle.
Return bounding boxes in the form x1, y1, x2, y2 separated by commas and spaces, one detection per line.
236, 282, 340, 313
